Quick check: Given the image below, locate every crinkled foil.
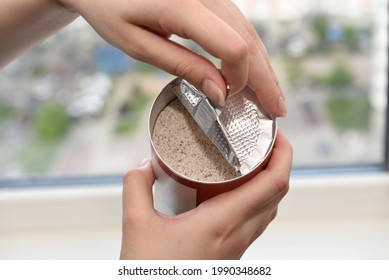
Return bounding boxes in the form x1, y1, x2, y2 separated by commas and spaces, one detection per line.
171, 78, 276, 176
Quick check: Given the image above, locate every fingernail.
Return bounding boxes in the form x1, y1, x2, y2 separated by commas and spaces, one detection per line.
202, 79, 225, 107
278, 96, 288, 118
139, 158, 149, 167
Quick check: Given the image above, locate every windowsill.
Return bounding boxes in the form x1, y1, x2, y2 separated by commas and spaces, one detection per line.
1, 171, 389, 230
0, 171, 389, 259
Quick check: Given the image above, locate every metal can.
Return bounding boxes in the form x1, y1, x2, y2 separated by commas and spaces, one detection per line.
149, 78, 277, 215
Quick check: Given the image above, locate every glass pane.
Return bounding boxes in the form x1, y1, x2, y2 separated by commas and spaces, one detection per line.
0, 19, 170, 179
235, 0, 388, 168
0, 0, 387, 181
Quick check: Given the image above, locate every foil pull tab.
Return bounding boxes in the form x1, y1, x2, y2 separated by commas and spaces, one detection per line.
171, 79, 242, 175
169, 78, 276, 176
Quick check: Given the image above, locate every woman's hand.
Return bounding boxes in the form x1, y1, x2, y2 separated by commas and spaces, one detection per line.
60, 0, 287, 116
1, 0, 287, 116
120, 131, 292, 259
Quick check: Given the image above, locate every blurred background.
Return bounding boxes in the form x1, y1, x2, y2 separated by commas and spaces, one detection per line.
0, 0, 388, 259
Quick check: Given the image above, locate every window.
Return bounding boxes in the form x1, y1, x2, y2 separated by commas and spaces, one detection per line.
0, 0, 387, 185
235, 0, 388, 170
1, 0, 388, 261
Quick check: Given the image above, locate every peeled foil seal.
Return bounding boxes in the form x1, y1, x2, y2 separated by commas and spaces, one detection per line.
170, 78, 276, 176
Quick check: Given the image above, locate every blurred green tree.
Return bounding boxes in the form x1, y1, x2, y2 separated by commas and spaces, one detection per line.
318, 62, 354, 88
327, 95, 371, 132
312, 16, 328, 50
0, 102, 13, 121
34, 103, 70, 142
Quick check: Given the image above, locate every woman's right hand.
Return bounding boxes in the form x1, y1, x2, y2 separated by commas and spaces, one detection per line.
60, 0, 287, 116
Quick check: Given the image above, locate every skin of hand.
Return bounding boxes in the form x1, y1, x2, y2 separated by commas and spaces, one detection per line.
59, 0, 287, 117
120, 131, 293, 260
0, 0, 78, 68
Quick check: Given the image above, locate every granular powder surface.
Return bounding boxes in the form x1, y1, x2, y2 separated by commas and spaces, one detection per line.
152, 99, 238, 182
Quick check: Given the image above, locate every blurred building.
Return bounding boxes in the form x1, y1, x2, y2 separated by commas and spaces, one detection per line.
235, 0, 374, 20
94, 44, 132, 74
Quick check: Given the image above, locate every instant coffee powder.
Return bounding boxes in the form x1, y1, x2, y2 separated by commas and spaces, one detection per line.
152, 99, 238, 183
149, 78, 276, 215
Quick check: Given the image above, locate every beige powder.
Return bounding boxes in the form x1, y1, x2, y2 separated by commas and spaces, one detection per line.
152, 99, 238, 182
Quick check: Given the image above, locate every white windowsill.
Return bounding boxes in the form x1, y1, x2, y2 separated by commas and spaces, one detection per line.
0, 172, 388, 259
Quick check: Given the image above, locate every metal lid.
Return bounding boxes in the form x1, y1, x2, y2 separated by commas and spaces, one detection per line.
170, 78, 276, 176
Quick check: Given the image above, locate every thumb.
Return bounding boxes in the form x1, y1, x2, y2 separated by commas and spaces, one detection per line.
122, 159, 155, 214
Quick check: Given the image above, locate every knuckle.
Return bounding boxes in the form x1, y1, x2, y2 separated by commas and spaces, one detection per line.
126, 41, 146, 61
244, 22, 260, 51
246, 22, 259, 38
123, 168, 143, 184
235, 236, 252, 256
174, 57, 201, 82
274, 174, 290, 194
271, 208, 278, 221
123, 208, 143, 229
210, 219, 240, 244
232, 41, 248, 61
244, 23, 259, 43
269, 65, 280, 85
122, 207, 136, 222
225, 38, 248, 62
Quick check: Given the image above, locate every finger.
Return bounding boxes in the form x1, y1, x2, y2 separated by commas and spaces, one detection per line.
125, 1, 250, 104
237, 190, 282, 247
234, 207, 278, 260
248, 208, 278, 251
116, 23, 231, 106
252, 37, 281, 86
221, 0, 287, 115
217, 130, 292, 219
195, 0, 255, 95
162, 0, 250, 95
200, 0, 286, 117
263, 130, 293, 176
247, 47, 287, 118
72, 0, 230, 105
247, 129, 293, 201
122, 159, 156, 215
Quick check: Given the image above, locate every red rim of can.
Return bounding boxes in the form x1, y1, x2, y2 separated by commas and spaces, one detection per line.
148, 78, 277, 191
